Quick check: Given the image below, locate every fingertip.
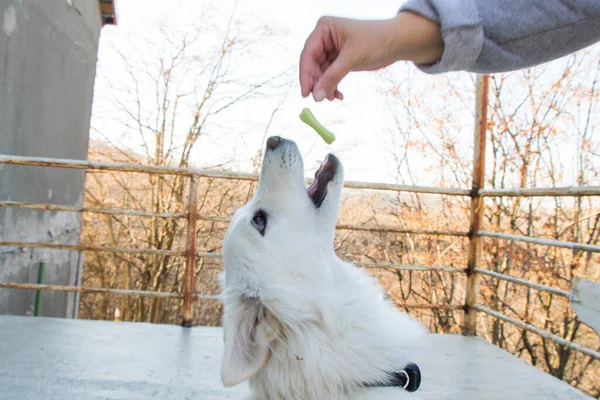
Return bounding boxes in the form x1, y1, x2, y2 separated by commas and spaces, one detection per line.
314, 53, 351, 104
313, 88, 326, 102
300, 84, 310, 98
299, 54, 318, 99
299, 67, 314, 98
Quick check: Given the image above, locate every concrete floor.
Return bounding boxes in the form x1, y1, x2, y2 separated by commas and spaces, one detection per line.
0, 315, 591, 400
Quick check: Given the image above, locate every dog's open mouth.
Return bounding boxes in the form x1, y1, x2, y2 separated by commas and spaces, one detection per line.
307, 154, 338, 208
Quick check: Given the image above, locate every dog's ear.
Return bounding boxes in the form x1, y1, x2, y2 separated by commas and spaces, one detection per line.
221, 294, 277, 387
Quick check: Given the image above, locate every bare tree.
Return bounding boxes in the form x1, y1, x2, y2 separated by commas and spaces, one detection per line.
379, 47, 600, 395
82, 4, 293, 324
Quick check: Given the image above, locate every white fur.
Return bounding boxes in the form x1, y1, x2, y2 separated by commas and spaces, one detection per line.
220, 138, 427, 400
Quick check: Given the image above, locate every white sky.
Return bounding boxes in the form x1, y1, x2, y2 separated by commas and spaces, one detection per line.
93, 0, 477, 185
92, 0, 599, 187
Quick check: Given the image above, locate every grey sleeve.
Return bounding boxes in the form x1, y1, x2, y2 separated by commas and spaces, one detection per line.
399, 0, 600, 74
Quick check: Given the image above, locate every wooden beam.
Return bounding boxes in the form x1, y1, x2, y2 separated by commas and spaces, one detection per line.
99, 1, 117, 26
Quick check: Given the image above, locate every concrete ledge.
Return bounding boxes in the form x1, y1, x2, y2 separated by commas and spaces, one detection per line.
0, 316, 591, 399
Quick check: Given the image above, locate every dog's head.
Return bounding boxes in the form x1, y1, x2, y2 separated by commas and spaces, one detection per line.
220, 136, 344, 386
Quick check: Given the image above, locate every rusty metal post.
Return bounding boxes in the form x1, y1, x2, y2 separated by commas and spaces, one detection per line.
464, 74, 489, 336
182, 175, 198, 327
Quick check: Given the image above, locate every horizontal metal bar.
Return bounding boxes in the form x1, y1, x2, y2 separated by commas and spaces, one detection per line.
474, 305, 600, 360
199, 215, 230, 222
480, 186, 600, 197
0, 240, 184, 256
0, 154, 255, 180
193, 254, 465, 274
478, 231, 600, 253
336, 224, 468, 237
10, 156, 599, 198
191, 253, 464, 273
0, 241, 462, 276
0, 282, 219, 300
0, 200, 188, 219
7, 157, 597, 198
0, 242, 465, 274
0, 282, 458, 311
0, 202, 470, 238
356, 262, 465, 273
342, 180, 469, 196
196, 251, 223, 259
0, 200, 229, 223
201, 217, 470, 237
396, 303, 464, 310
475, 268, 570, 298
0, 155, 470, 196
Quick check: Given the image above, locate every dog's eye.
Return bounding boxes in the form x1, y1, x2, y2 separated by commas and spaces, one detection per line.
252, 210, 267, 235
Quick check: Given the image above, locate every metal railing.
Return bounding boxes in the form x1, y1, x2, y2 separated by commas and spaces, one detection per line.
0, 154, 468, 325
0, 75, 599, 363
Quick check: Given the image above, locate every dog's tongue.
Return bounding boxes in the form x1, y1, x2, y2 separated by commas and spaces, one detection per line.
307, 156, 329, 200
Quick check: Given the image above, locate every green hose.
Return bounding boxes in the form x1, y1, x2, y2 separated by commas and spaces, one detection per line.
34, 262, 45, 317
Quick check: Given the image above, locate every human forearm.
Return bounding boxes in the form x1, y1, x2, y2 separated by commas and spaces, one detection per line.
399, 0, 600, 74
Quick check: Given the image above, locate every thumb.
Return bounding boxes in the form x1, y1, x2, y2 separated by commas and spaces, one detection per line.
313, 51, 352, 101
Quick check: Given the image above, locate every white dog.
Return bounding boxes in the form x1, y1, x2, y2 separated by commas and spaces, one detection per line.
220, 137, 426, 399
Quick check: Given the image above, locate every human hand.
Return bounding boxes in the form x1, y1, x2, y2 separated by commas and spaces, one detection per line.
299, 12, 443, 102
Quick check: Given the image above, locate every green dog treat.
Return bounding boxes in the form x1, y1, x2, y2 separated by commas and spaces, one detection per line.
299, 108, 336, 144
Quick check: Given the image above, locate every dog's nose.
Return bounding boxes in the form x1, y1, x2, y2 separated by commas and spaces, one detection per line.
266, 136, 281, 151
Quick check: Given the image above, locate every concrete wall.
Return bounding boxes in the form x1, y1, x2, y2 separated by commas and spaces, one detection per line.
0, 0, 103, 317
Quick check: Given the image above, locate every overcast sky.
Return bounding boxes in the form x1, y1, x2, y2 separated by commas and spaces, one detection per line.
92, 0, 598, 187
